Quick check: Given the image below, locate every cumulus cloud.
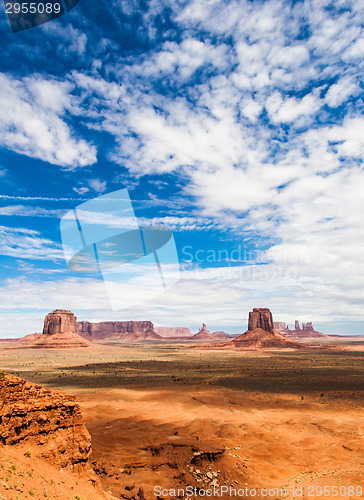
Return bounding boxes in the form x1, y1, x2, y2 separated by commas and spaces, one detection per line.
88, 178, 107, 193
0, 74, 97, 169
1, 0, 363, 333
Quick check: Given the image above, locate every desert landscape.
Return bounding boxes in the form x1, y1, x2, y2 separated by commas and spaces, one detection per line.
0, 309, 363, 500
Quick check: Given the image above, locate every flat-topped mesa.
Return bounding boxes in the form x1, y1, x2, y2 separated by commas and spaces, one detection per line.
155, 327, 192, 338
43, 309, 77, 336
248, 308, 274, 333
294, 320, 301, 331
19, 310, 90, 349
76, 320, 162, 341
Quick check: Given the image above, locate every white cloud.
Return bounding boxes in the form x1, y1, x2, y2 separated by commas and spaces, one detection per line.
1, 0, 363, 333
0, 205, 64, 218
266, 91, 322, 124
88, 179, 107, 193
73, 186, 90, 195
0, 74, 97, 169
0, 225, 63, 261
325, 77, 359, 107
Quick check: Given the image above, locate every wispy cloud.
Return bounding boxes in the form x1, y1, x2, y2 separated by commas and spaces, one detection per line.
0, 225, 63, 261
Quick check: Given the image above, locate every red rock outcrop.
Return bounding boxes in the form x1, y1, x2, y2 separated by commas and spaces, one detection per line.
0, 374, 91, 470
274, 320, 327, 338
212, 331, 239, 339
22, 310, 91, 349
192, 324, 216, 340
232, 309, 302, 349
154, 327, 192, 338
77, 320, 162, 341
248, 308, 274, 332
273, 321, 290, 333
43, 309, 77, 335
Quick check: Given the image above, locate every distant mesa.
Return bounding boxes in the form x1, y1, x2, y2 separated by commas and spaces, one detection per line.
211, 331, 240, 339
77, 320, 162, 341
155, 327, 192, 339
43, 309, 77, 336
20, 310, 91, 349
274, 320, 327, 338
192, 323, 216, 341
231, 308, 302, 349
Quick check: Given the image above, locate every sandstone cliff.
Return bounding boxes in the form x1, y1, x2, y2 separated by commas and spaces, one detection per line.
192, 323, 216, 340
155, 327, 192, 338
248, 308, 274, 332
77, 320, 162, 341
0, 373, 111, 498
232, 308, 302, 349
212, 331, 240, 339
22, 310, 90, 349
0, 374, 91, 468
274, 320, 327, 338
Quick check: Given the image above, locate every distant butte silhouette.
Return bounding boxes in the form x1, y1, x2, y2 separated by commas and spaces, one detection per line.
192, 323, 216, 340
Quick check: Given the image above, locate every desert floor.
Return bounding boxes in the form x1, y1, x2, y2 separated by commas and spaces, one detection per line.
0, 339, 363, 499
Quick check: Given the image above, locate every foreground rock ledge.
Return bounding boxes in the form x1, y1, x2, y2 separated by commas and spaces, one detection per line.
0, 373, 91, 469
0, 373, 114, 498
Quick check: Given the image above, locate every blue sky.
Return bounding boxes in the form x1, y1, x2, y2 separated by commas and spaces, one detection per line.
0, 0, 363, 336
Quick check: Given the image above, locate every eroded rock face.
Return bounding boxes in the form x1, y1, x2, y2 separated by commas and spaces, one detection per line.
154, 327, 192, 338
192, 323, 216, 340
274, 320, 326, 338
77, 320, 162, 341
20, 310, 90, 348
232, 308, 302, 348
0, 374, 91, 470
273, 321, 288, 331
43, 309, 77, 336
248, 308, 274, 333
302, 322, 313, 330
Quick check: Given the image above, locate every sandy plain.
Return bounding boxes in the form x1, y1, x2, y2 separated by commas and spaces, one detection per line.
0, 338, 363, 500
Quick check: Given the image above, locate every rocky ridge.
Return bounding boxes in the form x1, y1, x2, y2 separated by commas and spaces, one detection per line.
274, 320, 327, 338
0, 373, 112, 498
0, 374, 91, 469
77, 320, 162, 341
